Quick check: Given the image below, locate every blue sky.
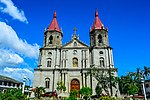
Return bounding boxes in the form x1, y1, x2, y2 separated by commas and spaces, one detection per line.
0, 0, 150, 85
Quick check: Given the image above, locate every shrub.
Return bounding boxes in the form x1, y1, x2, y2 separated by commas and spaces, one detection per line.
127, 83, 139, 95
95, 85, 102, 97
69, 89, 78, 99
56, 81, 66, 93
0, 88, 28, 100
99, 96, 118, 100
80, 87, 92, 100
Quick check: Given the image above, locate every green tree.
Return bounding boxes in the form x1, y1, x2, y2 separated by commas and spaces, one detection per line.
118, 75, 129, 94
79, 87, 92, 100
118, 72, 140, 95
143, 66, 150, 79
88, 67, 118, 96
95, 83, 102, 97
33, 86, 45, 99
0, 88, 27, 100
56, 81, 66, 93
128, 82, 139, 95
131, 66, 150, 82
69, 89, 78, 100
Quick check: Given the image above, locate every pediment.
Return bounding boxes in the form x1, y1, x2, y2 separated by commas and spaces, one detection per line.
63, 39, 88, 48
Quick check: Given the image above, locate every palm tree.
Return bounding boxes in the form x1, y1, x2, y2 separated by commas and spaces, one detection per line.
118, 74, 140, 95
143, 66, 150, 79
130, 66, 150, 83
118, 75, 131, 95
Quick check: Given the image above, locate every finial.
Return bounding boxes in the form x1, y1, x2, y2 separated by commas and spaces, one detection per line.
60, 27, 63, 33
72, 27, 77, 39
73, 27, 77, 34
53, 11, 57, 18
95, 9, 98, 17
44, 28, 47, 32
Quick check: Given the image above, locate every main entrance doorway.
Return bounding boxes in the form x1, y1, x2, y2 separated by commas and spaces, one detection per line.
70, 79, 80, 97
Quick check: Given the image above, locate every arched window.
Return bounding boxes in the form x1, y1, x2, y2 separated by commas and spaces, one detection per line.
49, 35, 53, 44
45, 78, 50, 88
48, 52, 52, 57
47, 58, 52, 67
98, 34, 102, 43
74, 42, 77, 46
73, 58, 78, 67
100, 57, 104, 67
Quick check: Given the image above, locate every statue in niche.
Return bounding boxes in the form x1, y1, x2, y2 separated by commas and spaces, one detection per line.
73, 58, 78, 67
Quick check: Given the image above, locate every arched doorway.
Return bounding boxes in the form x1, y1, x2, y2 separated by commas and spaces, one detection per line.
70, 79, 80, 97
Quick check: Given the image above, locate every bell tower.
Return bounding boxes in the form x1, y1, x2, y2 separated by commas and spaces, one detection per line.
44, 11, 63, 47
90, 10, 109, 47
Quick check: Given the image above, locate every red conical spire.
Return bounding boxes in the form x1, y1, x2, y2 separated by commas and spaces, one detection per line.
91, 10, 103, 31
47, 11, 61, 32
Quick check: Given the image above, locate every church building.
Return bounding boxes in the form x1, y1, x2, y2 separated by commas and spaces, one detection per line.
33, 10, 118, 96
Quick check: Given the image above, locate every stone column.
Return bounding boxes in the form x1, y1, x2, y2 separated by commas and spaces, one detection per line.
65, 72, 68, 93
82, 73, 85, 87
7, 82, 9, 87
2, 82, 4, 85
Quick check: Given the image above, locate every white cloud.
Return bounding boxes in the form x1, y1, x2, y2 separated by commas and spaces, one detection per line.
2, 67, 34, 84
0, 49, 23, 67
0, 21, 39, 59
0, 0, 28, 23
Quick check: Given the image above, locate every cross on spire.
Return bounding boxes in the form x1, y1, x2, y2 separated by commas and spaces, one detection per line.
72, 27, 78, 39
73, 27, 77, 34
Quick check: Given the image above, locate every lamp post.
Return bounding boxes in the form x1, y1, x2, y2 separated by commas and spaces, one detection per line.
27, 78, 31, 97
141, 77, 147, 100
22, 76, 27, 93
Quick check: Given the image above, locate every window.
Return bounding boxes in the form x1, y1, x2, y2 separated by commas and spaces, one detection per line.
100, 57, 104, 67
73, 58, 78, 67
49, 35, 53, 44
91, 36, 95, 46
98, 34, 102, 43
47, 59, 52, 67
146, 84, 149, 88
17, 84, 20, 87
73, 50, 77, 55
4, 82, 7, 86
99, 51, 103, 55
45, 78, 50, 88
13, 83, 15, 87
8, 82, 11, 86
48, 52, 52, 57
74, 42, 77, 46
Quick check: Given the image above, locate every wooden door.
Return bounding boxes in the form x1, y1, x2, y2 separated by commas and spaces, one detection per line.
70, 79, 80, 97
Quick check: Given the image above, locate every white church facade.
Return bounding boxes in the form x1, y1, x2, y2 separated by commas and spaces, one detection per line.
33, 10, 118, 96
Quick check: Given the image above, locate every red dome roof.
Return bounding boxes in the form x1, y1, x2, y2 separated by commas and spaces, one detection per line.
91, 10, 103, 31
47, 11, 61, 32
